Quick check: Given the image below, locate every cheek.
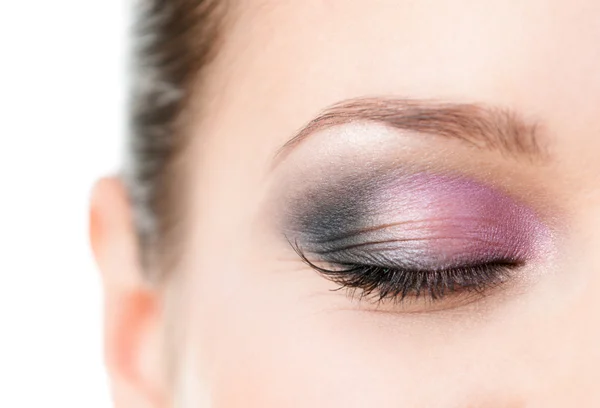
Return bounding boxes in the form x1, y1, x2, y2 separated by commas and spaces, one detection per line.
184, 254, 534, 408
184, 253, 405, 406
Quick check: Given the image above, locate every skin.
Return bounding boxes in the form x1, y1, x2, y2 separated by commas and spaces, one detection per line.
91, 0, 600, 407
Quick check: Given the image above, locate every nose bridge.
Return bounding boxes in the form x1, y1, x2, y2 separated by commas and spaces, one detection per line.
541, 306, 600, 407
530, 220, 600, 406
530, 325, 600, 408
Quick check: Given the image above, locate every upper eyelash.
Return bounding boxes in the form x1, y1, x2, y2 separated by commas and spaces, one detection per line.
290, 239, 520, 303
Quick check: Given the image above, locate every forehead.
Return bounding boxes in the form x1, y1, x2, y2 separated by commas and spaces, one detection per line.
223, 0, 600, 94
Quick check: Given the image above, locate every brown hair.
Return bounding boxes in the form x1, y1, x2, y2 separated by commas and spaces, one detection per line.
126, 0, 227, 275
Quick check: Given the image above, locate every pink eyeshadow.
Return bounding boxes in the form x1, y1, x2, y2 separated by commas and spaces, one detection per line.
365, 172, 550, 266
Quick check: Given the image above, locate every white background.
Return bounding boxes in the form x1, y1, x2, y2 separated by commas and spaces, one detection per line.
0, 1, 125, 406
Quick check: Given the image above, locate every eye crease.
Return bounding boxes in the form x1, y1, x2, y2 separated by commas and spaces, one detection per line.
283, 170, 551, 310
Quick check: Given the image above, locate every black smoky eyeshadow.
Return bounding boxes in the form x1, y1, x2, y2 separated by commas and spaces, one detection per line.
283, 173, 384, 250
280, 170, 440, 272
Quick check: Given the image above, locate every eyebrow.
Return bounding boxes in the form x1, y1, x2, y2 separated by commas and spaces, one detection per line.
275, 97, 548, 165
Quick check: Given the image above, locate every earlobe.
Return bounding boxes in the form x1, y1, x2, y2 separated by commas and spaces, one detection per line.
90, 177, 166, 408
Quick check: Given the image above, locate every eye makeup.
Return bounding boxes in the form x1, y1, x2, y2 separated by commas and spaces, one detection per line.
282, 168, 552, 305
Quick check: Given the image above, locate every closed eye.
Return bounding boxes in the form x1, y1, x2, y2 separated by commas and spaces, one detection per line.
290, 239, 522, 307
280, 170, 549, 312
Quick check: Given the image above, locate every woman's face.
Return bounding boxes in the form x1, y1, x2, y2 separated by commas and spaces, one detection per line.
97, 0, 600, 406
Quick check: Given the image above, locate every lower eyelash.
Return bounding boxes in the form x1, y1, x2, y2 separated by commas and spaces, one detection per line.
291, 240, 520, 303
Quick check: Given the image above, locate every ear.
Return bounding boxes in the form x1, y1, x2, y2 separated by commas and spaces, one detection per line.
90, 177, 167, 408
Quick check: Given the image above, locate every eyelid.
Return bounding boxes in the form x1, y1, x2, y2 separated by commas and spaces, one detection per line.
282, 168, 552, 312
291, 238, 520, 311
296, 218, 532, 272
